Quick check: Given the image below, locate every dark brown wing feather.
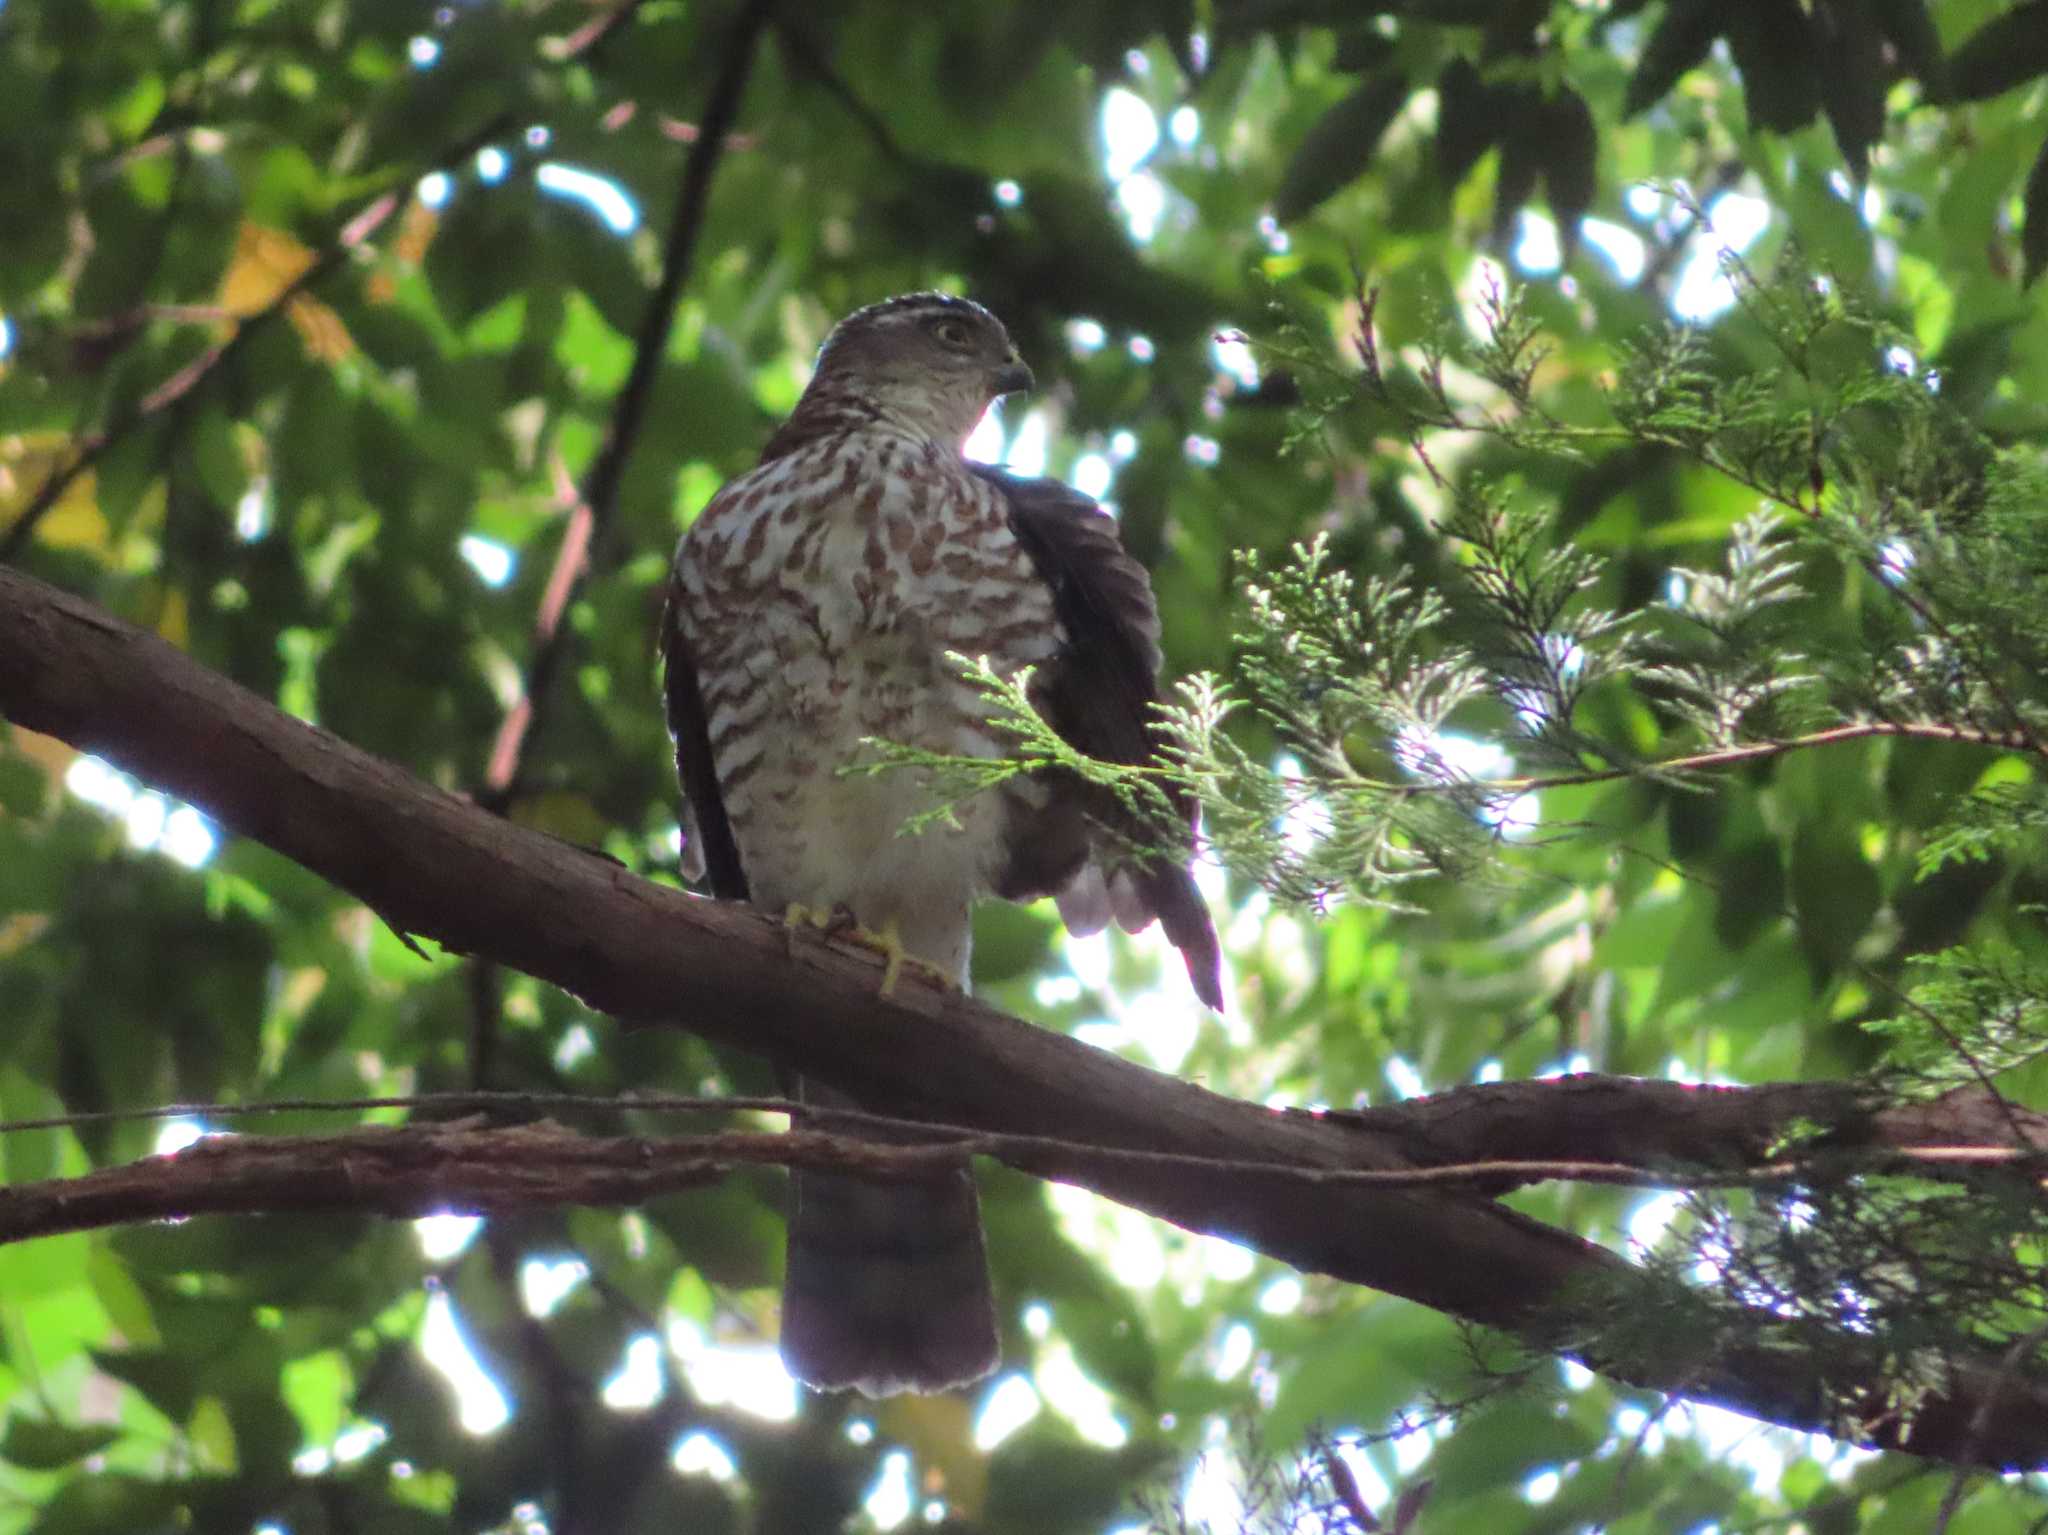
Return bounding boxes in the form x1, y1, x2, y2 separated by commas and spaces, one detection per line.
661, 593, 750, 902
972, 464, 1224, 1010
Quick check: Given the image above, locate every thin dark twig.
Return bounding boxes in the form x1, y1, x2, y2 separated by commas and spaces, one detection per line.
776, 21, 912, 168
0, 115, 510, 564
479, 0, 776, 809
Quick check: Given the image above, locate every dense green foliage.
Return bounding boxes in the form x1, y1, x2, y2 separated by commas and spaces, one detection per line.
4, 1, 2048, 1532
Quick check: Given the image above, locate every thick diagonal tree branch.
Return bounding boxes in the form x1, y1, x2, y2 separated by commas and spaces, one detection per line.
2, 562, 2045, 1470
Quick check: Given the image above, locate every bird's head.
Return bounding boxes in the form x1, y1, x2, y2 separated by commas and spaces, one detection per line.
807, 292, 1033, 446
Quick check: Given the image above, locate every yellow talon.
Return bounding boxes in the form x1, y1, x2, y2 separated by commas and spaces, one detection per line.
782, 905, 953, 995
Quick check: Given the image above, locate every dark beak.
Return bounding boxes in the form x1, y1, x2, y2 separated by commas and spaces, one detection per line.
992, 356, 1034, 395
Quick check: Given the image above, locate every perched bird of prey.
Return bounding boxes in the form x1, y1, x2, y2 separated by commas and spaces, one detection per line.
664, 292, 1222, 1396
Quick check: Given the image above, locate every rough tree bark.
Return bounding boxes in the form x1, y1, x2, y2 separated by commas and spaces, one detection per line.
2, 562, 2045, 1470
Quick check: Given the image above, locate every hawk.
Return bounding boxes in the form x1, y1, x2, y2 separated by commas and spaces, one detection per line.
663, 292, 1222, 1396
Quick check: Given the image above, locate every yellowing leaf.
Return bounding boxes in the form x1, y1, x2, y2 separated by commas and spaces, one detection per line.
219, 222, 354, 361
219, 222, 317, 315
288, 293, 355, 362
8, 726, 77, 788
0, 435, 104, 554
0, 915, 50, 957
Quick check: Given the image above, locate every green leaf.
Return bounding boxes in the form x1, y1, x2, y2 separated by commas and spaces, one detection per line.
1492, 90, 1544, 248
1867, 0, 1944, 89
1815, 0, 1888, 180
1274, 72, 1412, 223
1540, 87, 1598, 251
1790, 821, 1880, 978
188, 405, 249, 514
1725, 0, 1821, 132
2024, 130, 2048, 288
0, 1418, 122, 1470
1436, 56, 1499, 184
1624, 0, 1719, 117
89, 1348, 199, 1425
1942, 0, 2048, 101
1423, 1396, 1600, 1498
22, 1471, 176, 1535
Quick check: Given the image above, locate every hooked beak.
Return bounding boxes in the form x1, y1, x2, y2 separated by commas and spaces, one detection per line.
992, 354, 1034, 396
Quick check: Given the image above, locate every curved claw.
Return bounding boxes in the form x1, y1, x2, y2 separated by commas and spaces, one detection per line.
783, 906, 954, 996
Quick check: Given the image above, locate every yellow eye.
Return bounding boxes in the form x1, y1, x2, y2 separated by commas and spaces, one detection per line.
930, 318, 972, 348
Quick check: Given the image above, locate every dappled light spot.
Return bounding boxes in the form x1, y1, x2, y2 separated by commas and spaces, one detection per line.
1626, 1190, 1685, 1253
972, 1373, 1041, 1450
672, 1430, 738, 1481
863, 1450, 914, 1531
536, 163, 639, 233
962, 405, 1005, 464
667, 1317, 798, 1422
421, 1291, 512, 1435
1117, 172, 1166, 243
601, 1333, 665, 1410
1003, 408, 1048, 476
1382, 1054, 1426, 1101
414, 1213, 483, 1262
1034, 1334, 1129, 1448
552, 1023, 597, 1072
1211, 1321, 1253, 1381
1100, 88, 1157, 182
459, 533, 516, 587
154, 1117, 215, 1156
235, 481, 271, 541
1389, 1407, 1436, 1476
518, 1256, 589, 1318
1210, 329, 1258, 390
1582, 218, 1646, 281
333, 1421, 388, 1464
1203, 1235, 1255, 1283
1068, 451, 1112, 500
1257, 1275, 1302, 1315
1670, 191, 1771, 322
1514, 211, 1562, 274
66, 756, 219, 868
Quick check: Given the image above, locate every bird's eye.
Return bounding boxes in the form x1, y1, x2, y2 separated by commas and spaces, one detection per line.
930, 318, 972, 349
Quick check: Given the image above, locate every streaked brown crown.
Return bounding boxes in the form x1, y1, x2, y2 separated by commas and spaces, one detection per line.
768, 292, 1029, 454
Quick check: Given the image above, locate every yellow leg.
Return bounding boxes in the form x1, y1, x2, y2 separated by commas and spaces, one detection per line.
854, 917, 958, 996
781, 904, 954, 996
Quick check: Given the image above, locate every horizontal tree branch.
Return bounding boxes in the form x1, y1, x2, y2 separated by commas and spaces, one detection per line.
2, 563, 2044, 1469
1345, 1077, 2048, 1186
8, 1107, 2044, 1251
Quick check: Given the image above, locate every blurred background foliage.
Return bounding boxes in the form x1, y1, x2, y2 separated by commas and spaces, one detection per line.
2, 0, 2048, 1531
